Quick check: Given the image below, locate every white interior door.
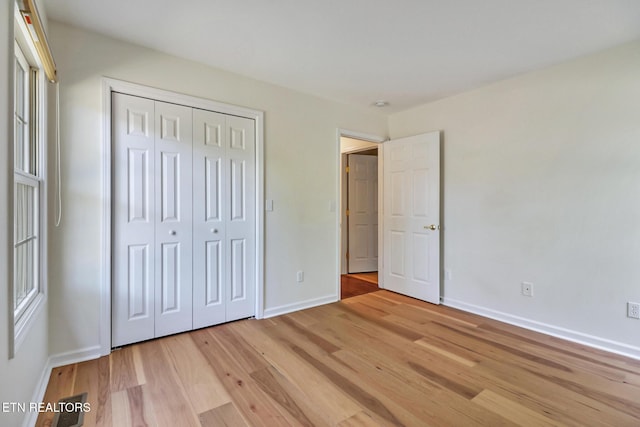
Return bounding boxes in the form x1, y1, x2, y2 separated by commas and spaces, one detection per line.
193, 111, 256, 326
348, 154, 378, 273
112, 95, 194, 346
153, 102, 193, 337
225, 115, 256, 321
112, 93, 156, 347
383, 131, 440, 304
193, 109, 227, 328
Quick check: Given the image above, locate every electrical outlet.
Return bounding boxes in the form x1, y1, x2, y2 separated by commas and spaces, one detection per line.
628, 302, 640, 319
521, 282, 533, 297
296, 271, 304, 283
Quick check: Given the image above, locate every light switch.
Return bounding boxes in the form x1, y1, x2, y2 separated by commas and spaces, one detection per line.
265, 199, 274, 211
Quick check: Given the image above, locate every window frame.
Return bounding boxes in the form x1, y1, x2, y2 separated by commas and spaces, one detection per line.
10, 8, 48, 357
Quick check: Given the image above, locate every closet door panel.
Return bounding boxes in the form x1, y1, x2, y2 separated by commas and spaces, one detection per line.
226, 115, 256, 321
154, 101, 193, 337
112, 93, 156, 347
193, 109, 227, 328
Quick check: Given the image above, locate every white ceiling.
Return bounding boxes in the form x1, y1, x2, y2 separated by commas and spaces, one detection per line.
42, 0, 640, 113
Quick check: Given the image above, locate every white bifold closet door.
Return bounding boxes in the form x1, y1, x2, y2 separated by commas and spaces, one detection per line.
112, 93, 255, 347
192, 109, 255, 329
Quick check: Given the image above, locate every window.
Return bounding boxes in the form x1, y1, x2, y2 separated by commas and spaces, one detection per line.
12, 10, 46, 352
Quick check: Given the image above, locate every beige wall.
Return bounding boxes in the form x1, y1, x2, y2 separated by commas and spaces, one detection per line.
389, 41, 640, 354
47, 22, 387, 356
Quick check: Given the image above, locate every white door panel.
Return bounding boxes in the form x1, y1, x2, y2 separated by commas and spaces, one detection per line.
112, 93, 155, 347
193, 109, 227, 328
383, 131, 440, 304
348, 154, 378, 273
154, 102, 193, 337
225, 115, 255, 321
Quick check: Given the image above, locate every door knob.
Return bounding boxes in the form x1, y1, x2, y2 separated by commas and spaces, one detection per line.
169, 230, 176, 235
211, 228, 218, 234
425, 224, 439, 231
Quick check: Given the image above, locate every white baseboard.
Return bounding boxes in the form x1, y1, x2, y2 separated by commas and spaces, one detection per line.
22, 360, 53, 427
263, 294, 338, 318
47, 345, 102, 369
22, 345, 103, 427
443, 297, 640, 361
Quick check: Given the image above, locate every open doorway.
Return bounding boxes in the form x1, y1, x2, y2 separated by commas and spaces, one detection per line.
339, 135, 383, 299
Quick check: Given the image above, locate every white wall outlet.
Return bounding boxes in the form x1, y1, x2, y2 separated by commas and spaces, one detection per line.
628, 302, 640, 319
521, 282, 533, 297
296, 271, 304, 283
444, 269, 452, 281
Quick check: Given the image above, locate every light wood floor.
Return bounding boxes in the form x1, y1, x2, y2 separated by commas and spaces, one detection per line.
37, 291, 640, 426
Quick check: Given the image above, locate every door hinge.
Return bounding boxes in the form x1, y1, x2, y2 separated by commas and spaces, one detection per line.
346, 252, 349, 260
346, 166, 350, 173
346, 209, 350, 216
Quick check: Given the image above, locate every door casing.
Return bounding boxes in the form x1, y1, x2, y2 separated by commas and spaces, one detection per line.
336, 129, 386, 295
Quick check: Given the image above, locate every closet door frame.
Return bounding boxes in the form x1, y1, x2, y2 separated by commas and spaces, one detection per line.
101, 78, 265, 356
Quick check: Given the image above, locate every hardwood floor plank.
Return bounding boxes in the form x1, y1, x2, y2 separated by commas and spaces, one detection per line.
111, 385, 156, 427
253, 364, 331, 427
283, 310, 320, 328
208, 323, 271, 373
138, 339, 202, 427
431, 320, 574, 372
472, 389, 563, 427
95, 355, 113, 427
386, 313, 483, 363
127, 385, 156, 427
110, 388, 131, 427
161, 333, 231, 414
340, 303, 424, 341
110, 346, 142, 392
199, 402, 249, 427
70, 358, 100, 426
337, 411, 385, 427
290, 344, 404, 426
278, 315, 341, 354
407, 360, 481, 399
384, 299, 480, 329
414, 337, 477, 367
190, 328, 295, 426
250, 367, 317, 427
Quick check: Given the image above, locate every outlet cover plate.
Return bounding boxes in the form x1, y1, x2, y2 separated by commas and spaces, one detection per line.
521, 282, 533, 297
628, 302, 640, 319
